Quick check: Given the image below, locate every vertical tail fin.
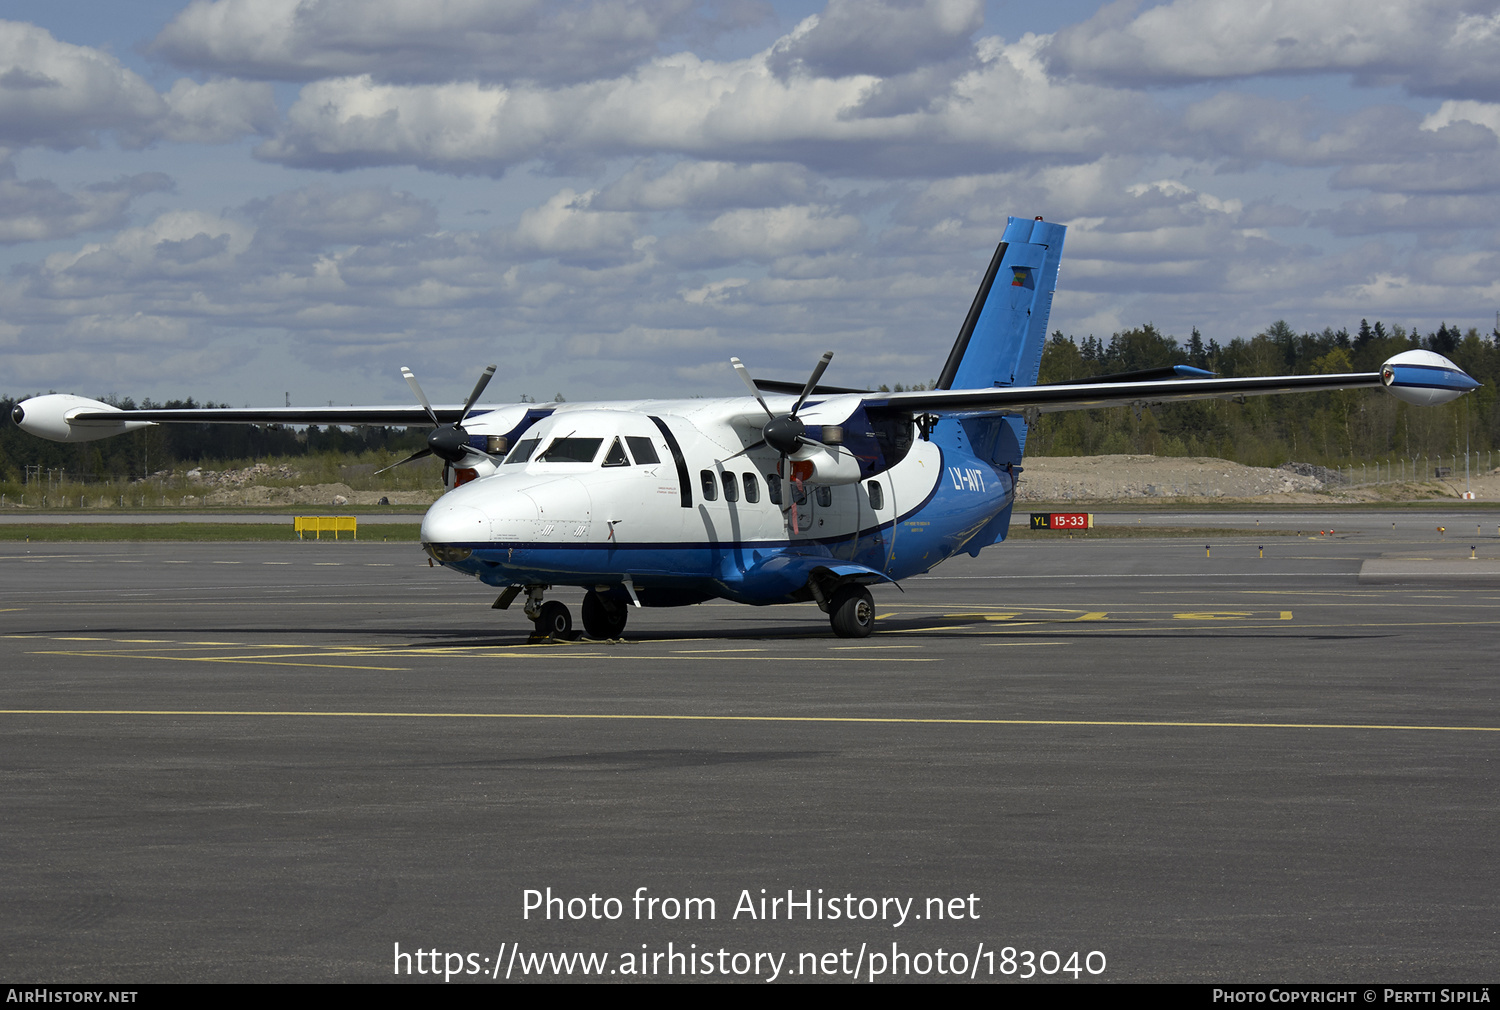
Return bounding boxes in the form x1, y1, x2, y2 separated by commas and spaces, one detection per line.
937, 217, 1066, 391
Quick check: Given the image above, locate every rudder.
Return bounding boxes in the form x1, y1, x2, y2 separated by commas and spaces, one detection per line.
936, 217, 1066, 391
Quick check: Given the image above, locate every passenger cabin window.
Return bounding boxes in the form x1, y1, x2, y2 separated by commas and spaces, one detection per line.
867, 480, 884, 510
602, 438, 630, 467
816, 486, 832, 508
700, 470, 718, 501
536, 437, 603, 463
625, 436, 659, 465
722, 470, 739, 502
766, 473, 782, 505
743, 474, 759, 503
505, 437, 540, 464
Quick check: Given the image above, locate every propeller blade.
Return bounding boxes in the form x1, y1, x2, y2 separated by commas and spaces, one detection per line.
717, 438, 767, 463
375, 447, 432, 475
460, 364, 497, 423
401, 366, 440, 425
793, 351, 834, 414
730, 357, 775, 419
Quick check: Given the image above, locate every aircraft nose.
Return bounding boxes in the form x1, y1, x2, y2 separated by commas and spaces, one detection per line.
421, 502, 489, 544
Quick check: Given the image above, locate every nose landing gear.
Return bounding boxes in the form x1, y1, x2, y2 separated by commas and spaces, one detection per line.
522, 585, 573, 640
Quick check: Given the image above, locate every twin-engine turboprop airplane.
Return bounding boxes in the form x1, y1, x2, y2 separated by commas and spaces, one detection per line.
13, 216, 1481, 639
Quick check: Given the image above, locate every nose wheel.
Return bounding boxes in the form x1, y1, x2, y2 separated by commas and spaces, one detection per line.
534, 600, 573, 639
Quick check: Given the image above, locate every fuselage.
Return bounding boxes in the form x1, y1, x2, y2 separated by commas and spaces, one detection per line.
419, 397, 1017, 606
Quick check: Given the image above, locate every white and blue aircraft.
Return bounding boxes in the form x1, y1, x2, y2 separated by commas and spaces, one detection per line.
12, 216, 1480, 639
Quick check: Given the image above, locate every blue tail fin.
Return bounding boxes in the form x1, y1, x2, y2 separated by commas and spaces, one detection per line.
931, 218, 1066, 558
932, 217, 1066, 478
937, 217, 1066, 391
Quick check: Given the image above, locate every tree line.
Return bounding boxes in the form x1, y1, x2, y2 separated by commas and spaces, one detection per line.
1028, 321, 1499, 466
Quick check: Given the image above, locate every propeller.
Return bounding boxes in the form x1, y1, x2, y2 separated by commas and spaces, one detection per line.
376, 364, 497, 479
724, 351, 835, 533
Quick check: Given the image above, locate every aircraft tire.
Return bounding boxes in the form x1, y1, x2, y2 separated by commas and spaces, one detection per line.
535, 600, 573, 639
581, 591, 628, 639
829, 584, 874, 638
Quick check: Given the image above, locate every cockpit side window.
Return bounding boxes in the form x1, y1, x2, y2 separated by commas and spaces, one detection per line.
602, 438, 630, 467
505, 437, 540, 464
536, 437, 604, 463
625, 436, 660, 465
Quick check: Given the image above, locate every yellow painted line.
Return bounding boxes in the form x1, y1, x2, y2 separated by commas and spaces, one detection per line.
29, 651, 407, 672
1174, 612, 1253, 620
832, 645, 924, 650
670, 649, 767, 654
1281, 611, 1293, 620
0, 709, 1495, 733
1078, 612, 1108, 621
114, 639, 172, 643
52, 636, 108, 641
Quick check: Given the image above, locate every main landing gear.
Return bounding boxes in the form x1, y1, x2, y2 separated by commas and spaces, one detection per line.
581, 590, 629, 639
828, 584, 874, 638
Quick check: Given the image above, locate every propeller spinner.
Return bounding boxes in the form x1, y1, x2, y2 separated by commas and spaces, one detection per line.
726, 351, 834, 460
725, 351, 835, 535
376, 364, 497, 478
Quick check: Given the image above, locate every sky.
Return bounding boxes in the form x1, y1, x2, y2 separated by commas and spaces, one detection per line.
4, 0, 1500, 407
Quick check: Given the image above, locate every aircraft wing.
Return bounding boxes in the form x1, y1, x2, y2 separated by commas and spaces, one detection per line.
866, 371, 1386, 418
60, 405, 502, 425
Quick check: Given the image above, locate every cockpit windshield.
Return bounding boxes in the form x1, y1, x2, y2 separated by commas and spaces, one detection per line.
535, 437, 604, 463
504, 437, 540, 464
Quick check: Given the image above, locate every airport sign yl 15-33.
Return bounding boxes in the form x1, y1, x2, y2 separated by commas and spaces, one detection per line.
1030, 512, 1094, 530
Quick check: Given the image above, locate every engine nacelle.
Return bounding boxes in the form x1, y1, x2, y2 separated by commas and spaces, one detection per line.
788, 442, 864, 484
1381, 350, 1479, 406
11, 394, 154, 443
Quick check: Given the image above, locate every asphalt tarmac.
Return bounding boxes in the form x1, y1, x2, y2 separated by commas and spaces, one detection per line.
2, 518, 1497, 983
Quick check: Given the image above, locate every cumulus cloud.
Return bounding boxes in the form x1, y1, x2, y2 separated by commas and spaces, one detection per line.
1047, 0, 1500, 100
662, 204, 862, 265
158, 78, 278, 144
769, 0, 982, 78
0, 20, 164, 149
592, 160, 821, 210
244, 184, 438, 250
255, 34, 1160, 176
0, 162, 172, 244
150, 0, 733, 86
508, 188, 642, 265
0, 21, 281, 152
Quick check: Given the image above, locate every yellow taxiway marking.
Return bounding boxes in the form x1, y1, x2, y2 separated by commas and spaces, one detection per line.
832, 644, 924, 650
0, 709, 1495, 733
670, 648, 767, 654
30, 650, 407, 672
1174, 612, 1254, 620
